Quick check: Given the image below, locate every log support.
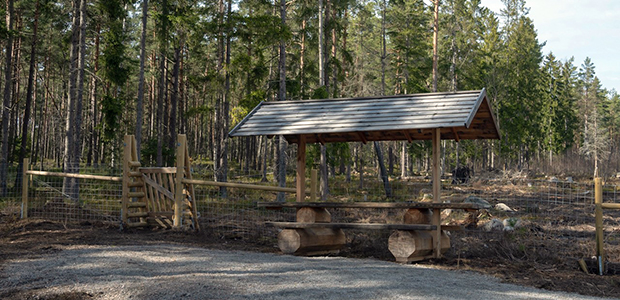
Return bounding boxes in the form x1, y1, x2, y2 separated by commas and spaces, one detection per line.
277, 206, 346, 255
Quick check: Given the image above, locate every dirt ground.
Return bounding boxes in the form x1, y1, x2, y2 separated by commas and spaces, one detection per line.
1, 217, 620, 299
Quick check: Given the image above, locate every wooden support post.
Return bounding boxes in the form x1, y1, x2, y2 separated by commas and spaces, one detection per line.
122, 135, 132, 225
432, 128, 442, 258
297, 135, 306, 202
310, 169, 318, 201
595, 177, 605, 275
21, 158, 29, 219
174, 134, 187, 228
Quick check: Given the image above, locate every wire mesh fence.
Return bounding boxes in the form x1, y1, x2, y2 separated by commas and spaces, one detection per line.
7, 160, 620, 265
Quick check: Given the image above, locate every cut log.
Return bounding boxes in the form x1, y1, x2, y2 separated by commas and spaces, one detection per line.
403, 208, 431, 224
278, 228, 346, 256
388, 230, 450, 263
296, 207, 331, 223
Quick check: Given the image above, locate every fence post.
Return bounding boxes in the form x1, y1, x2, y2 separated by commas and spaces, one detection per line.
121, 135, 132, 226
595, 177, 605, 275
174, 134, 187, 228
21, 158, 29, 219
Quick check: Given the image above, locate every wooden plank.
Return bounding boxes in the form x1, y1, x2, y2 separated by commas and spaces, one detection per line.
183, 179, 308, 194
127, 202, 147, 208
128, 191, 145, 198
257, 201, 483, 210
267, 222, 437, 231
139, 167, 177, 174
127, 212, 149, 218
601, 203, 620, 210
26, 170, 123, 182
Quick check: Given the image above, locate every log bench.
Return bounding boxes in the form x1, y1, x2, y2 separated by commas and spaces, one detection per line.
258, 201, 482, 263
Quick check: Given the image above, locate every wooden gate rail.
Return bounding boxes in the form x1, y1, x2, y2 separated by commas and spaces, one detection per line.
20, 158, 122, 219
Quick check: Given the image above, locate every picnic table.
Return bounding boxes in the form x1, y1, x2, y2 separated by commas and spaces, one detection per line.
258, 201, 483, 263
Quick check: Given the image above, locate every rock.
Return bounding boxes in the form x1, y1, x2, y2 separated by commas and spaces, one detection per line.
503, 226, 514, 232
549, 176, 560, 183
527, 182, 533, 187
566, 177, 574, 183
464, 196, 491, 209
503, 218, 522, 229
483, 219, 504, 231
494, 203, 514, 212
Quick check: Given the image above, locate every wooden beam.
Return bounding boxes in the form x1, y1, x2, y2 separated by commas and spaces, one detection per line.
432, 128, 442, 258
316, 133, 326, 145
357, 132, 368, 144
257, 201, 484, 209
26, 170, 123, 182
297, 135, 307, 202
451, 127, 460, 142
267, 222, 436, 231
402, 130, 413, 143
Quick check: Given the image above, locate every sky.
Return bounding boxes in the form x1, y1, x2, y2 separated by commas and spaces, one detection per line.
480, 0, 620, 93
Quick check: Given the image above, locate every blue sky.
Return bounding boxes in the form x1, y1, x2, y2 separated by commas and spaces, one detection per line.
480, 0, 620, 93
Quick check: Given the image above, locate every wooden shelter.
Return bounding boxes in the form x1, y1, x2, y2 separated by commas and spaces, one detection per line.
229, 89, 499, 259
229, 89, 499, 201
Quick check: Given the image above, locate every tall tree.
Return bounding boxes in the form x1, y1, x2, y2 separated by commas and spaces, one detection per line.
276, 0, 287, 201
135, 0, 149, 159
16, 0, 41, 190
63, 0, 87, 200
0, 0, 15, 196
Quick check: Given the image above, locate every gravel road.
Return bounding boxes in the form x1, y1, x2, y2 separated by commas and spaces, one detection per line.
0, 244, 609, 300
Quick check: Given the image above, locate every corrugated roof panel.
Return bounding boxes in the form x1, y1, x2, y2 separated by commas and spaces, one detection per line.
228, 89, 500, 143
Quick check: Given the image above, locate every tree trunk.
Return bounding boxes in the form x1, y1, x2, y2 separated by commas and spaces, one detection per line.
135, 0, 148, 160
169, 44, 181, 160
62, 0, 84, 200
15, 0, 39, 190
0, 0, 14, 196
432, 0, 439, 92
374, 141, 392, 198
276, 0, 287, 202
156, 0, 168, 166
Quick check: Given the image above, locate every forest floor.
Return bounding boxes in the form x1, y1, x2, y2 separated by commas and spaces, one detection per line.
1, 216, 620, 299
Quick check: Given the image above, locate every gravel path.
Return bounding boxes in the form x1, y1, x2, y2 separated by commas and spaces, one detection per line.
0, 244, 609, 300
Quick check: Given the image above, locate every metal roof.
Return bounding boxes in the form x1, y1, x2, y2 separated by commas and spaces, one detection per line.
228, 89, 500, 144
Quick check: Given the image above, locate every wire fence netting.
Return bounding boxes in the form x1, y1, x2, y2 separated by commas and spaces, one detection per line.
6, 161, 620, 266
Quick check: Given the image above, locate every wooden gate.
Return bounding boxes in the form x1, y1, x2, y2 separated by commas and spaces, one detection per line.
121, 134, 199, 230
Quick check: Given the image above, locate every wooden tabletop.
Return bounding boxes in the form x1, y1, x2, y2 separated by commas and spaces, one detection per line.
257, 201, 483, 210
